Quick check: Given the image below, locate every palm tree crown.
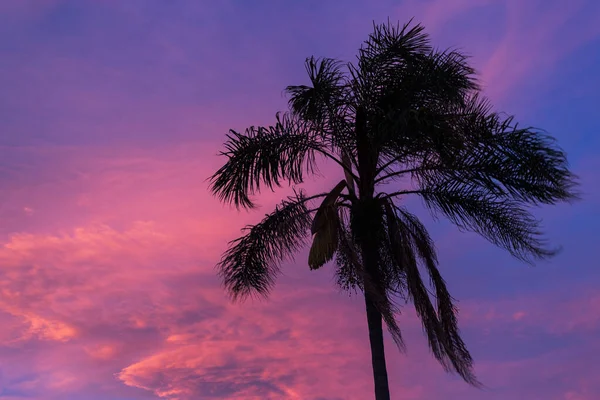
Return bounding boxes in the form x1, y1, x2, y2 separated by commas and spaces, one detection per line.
210, 20, 578, 397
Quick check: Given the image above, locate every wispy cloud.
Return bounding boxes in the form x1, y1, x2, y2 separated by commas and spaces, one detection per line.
0, 0, 599, 399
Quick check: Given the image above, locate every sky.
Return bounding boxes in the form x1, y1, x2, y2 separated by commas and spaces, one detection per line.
0, 0, 599, 399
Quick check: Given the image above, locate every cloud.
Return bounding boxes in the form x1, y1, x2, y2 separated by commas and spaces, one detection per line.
116, 289, 381, 400
0, 118, 598, 400
393, 0, 600, 106
0, 1, 598, 399
0, 145, 597, 399
479, 0, 600, 103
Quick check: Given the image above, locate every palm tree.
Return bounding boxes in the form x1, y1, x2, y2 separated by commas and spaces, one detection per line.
209, 20, 578, 400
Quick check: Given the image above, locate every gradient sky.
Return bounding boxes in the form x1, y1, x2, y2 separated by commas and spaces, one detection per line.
0, 1, 599, 399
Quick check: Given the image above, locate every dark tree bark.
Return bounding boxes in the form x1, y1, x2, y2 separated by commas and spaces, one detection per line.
353, 199, 392, 400
365, 291, 391, 400
354, 105, 391, 399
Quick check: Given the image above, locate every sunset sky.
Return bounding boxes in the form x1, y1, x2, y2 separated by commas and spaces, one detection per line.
1, 1, 599, 399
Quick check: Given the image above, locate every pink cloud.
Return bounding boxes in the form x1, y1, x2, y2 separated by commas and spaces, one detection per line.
480, 0, 600, 102
0, 2, 598, 398
0, 139, 597, 399
512, 311, 526, 321
395, 0, 495, 33
393, 0, 600, 106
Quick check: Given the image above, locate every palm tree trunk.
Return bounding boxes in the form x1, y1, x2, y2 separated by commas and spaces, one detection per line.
357, 212, 391, 400
354, 106, 390, 398
365, 291, 391, 400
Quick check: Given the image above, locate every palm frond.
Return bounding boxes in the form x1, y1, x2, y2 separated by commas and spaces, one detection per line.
382, 199, 479, 385
308, 206, 340, 270
378, 93, 577, 263
374, 49, 477, 154
285, 57, 355, 152
350, 20, 431, 110
311, 180, 348, 234
309, 180, 351, 270
217, 191, 313, 301
413, 95, 579, 205
349, 21, 481, 179
367, 288, 406, 351
383, 201, 440, 347
330, 209, 406, 349
286, 57, 347, 123
420, 181, 555, 262
417, 49, 479, 104
334, 220, 363, 292
349, 198, 407, 350
361, 272, 406, 351
392, 202, 478, 385
342, 151, 357, 197
359, 19, 431, 70
209, 112, 323, 209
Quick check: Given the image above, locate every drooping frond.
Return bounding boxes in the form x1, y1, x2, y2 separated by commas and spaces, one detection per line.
209, 113, 323, 209
217, 191, 314, 301
308, 206, 340, 270
311, 180, 348, 234
341, 151, 357, 196
394, 202, 478, 384
333, 209, 404, 353
334, 219, 363, 292
370, 285, 406, 351
382, 199, 479, 385
308, 180, 350, 270
362, 257, 408, 351
349, 197, 407, 350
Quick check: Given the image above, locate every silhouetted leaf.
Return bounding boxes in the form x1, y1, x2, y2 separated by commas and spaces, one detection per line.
311, 179, 347, 234
308, 206, 340, 270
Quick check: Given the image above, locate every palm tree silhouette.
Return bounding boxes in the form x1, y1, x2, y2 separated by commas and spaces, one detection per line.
210, 20, 578, 400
